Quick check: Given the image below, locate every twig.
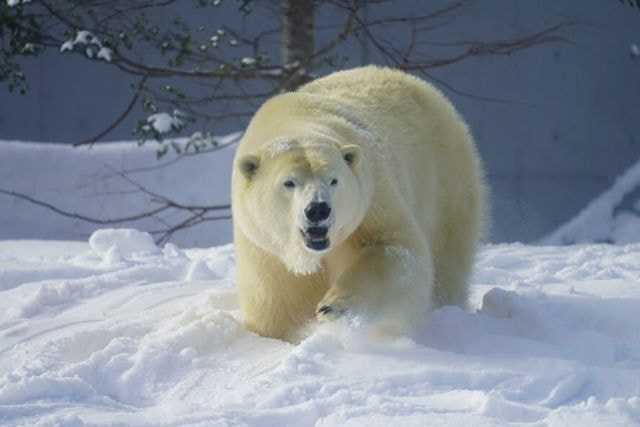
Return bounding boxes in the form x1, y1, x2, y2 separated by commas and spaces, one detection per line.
74, 74, 149, 147
0, 187, 171, 224
396, 22, 573, 71
151, 213, 232, 245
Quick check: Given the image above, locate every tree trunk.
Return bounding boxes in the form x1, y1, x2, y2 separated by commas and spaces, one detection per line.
281, 0, 315, 91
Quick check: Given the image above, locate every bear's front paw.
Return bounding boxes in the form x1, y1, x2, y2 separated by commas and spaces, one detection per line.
316, 304, 347, 318
316, 293, 351, 321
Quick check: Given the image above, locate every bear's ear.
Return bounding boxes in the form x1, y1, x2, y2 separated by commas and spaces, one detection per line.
238, 155, 260, 179
341, 145, 362, 168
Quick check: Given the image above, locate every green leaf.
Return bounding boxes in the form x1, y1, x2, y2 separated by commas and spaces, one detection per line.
157, 145, 169, 159
236, 0, 254, 14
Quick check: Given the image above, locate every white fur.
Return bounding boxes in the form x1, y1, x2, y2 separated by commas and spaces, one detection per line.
231, 66, 487, 341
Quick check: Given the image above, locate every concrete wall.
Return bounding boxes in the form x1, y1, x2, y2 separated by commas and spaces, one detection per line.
442, 1, 640, 241
1, 0, 639, 242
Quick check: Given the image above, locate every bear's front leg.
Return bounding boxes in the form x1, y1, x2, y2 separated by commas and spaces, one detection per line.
235, 230, 329, 341
317, 244, 434, 335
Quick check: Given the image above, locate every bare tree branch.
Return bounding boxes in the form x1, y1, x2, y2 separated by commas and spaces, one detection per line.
0, 187, 171, 224
313, 0, 363, 59
74, 74, 149, 147
395, 22, 573, 71
150, 213, 232, 245
2, 0, 577, 243
0, 183, 232, 245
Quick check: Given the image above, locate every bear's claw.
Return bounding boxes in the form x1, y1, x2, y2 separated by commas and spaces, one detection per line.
317, 305, 334, 315
316, 304, 348, 321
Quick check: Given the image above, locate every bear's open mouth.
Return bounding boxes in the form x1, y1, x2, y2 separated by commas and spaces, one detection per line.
300, 227, 330, 251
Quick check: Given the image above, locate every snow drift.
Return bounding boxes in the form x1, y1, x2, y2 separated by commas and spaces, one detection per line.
1, 140, 639, 425
544, 158, 640, 244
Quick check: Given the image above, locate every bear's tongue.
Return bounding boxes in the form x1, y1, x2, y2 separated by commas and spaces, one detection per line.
304, 227, 328, 239
301, 227, 330, 251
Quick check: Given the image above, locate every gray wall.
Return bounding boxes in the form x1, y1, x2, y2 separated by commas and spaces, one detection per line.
438, 1, 640, 241
1, 0, 639, 242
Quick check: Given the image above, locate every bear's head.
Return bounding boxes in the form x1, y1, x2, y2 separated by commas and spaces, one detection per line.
234, 138, 368, 275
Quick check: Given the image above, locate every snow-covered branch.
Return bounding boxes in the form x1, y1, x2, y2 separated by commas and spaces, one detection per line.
2, 0, 575, 144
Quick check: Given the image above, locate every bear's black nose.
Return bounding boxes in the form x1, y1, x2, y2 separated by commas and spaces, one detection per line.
305, 202, 332, 223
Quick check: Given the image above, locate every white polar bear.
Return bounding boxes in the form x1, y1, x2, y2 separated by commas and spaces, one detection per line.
231, 66, 487, 341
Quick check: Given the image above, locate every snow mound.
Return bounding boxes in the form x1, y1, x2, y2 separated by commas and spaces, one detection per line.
0, 308, 240, 408
543, 158, 640, 244
89, 228, 160, 262
0, 236, 639, 425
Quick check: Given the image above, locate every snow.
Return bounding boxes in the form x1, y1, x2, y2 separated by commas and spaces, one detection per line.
543, 158, 640, 244
89, 228, 160, 261
240, 57, 257, 66
266, 137, 296, 158
0, 137, 639, 424
96, 47, 113, 62
74, 31, 96, 46
144, 112, 185, 135
59, 41, 74, 53
0, 229, 638, 426
59, 30, 113, 63
6, 0, 31, 6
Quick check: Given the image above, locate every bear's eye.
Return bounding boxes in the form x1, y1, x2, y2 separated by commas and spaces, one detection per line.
330, 178, 338, 186
283, 180, 296, 189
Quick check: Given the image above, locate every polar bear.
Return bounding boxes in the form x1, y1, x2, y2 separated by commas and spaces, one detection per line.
231, 66, 486, 341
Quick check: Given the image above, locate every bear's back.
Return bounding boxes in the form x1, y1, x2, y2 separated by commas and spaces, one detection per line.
298, 66, 450, 119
